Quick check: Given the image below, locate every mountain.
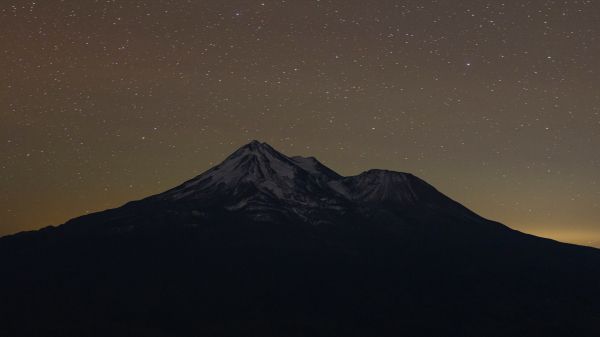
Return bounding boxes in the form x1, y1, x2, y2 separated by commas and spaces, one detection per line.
1, 141, 600, 337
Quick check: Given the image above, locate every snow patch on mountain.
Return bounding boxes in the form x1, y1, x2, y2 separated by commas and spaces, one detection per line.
154, 141, 459, 219
157, 141, 335, 208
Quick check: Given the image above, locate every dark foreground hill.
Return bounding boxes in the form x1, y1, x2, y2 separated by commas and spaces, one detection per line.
1, 141, 600, 337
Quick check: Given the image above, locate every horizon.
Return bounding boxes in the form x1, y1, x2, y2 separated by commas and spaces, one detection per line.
2, 140, 599, 249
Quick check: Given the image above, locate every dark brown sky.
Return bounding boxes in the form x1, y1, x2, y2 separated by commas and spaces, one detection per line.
1, 0, 599, 247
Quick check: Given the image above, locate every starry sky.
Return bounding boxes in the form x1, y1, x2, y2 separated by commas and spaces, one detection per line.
1, 0, 599, 247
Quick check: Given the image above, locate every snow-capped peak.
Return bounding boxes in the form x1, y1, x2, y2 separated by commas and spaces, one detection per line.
214, 140, 299, 183
157, 141, 334, 204
154, 141, 467, 221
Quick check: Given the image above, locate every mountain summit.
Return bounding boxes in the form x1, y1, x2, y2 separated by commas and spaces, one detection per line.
154, 141, 470, 224
2, 141, 600, 337
157, 141, 337, 207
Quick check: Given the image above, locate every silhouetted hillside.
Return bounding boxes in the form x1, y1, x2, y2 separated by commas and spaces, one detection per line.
1, 141, 600, 337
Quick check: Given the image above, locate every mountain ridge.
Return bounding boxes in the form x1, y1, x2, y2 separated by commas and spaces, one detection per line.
122, 140, 465, 226
0, 140, 588, 247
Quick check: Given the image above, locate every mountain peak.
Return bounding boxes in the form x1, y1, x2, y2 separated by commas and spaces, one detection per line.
157, 141, 335, 208
228, 140, 275, 157
154, 142, 467, 221
241, 139, 269, 150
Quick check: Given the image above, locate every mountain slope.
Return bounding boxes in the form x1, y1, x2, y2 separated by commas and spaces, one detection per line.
1, 141, 600, 337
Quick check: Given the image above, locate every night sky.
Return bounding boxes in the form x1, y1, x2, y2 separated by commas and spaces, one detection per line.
1, 1, 599, 247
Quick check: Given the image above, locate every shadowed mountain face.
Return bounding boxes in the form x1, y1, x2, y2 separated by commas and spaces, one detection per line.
1, 141, 600, 337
